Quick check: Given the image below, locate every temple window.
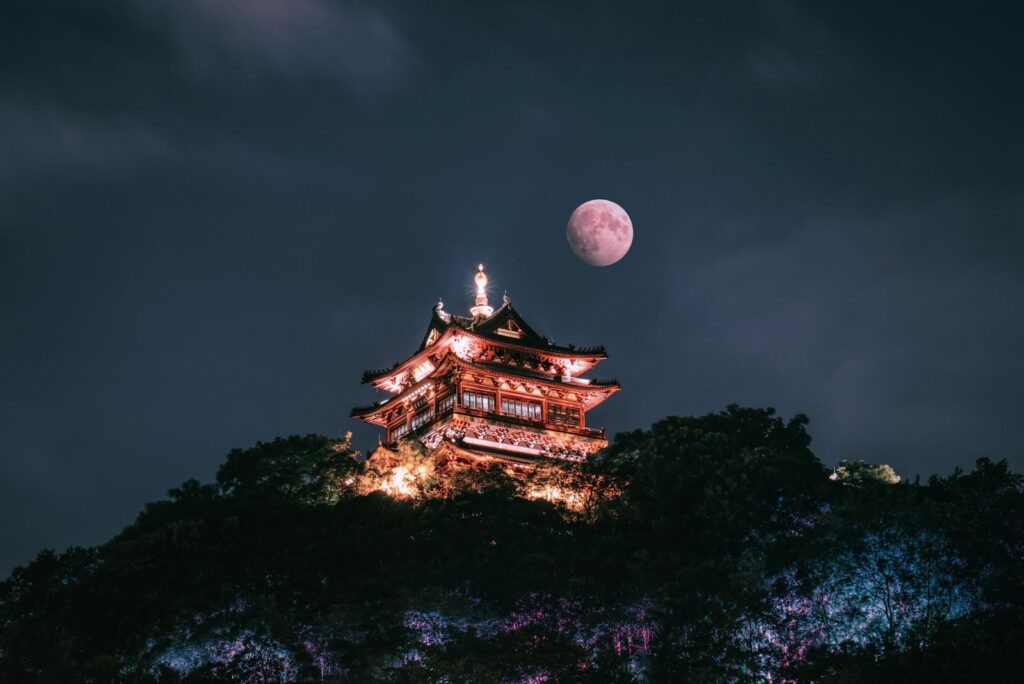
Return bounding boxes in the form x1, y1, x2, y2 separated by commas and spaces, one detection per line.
462, 390, 496, 412
501, 397, 543, 421
411, 409, 434, 430
390, 421, 409, 440
547, 403, 580, 427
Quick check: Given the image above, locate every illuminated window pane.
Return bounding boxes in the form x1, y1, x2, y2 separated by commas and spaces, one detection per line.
411, 410, 434, 430
462, 390, 495, 412
501, 397, 542, 421
390, 421, 409, 440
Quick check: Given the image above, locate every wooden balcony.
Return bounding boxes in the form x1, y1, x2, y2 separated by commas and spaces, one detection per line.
401, 402, 605, 440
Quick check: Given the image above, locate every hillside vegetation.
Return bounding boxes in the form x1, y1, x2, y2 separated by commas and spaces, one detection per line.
2, 405, 1022, 682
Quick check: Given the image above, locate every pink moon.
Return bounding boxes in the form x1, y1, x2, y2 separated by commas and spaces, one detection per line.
566, 199, 634, 267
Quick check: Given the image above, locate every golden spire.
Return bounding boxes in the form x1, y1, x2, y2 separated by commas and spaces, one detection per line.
470, 263, 494, 318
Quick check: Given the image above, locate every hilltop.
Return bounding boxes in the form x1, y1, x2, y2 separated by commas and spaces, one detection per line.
2, 405, 1022, 682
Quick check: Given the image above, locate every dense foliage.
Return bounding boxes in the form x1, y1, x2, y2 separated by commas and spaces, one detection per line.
2, 406, 1022, 682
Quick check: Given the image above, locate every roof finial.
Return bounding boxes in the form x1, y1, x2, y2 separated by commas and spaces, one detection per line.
435, 297, 451, 323
470, 263, 494, 318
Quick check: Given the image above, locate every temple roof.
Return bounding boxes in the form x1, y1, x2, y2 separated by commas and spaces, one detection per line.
359, 296, 608, 388
429, 298, 547, 347
417, 298, 606, 355
351, 351, 619, 423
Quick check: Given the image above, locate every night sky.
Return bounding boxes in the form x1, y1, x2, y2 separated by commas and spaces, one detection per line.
2, 1, 1022, 576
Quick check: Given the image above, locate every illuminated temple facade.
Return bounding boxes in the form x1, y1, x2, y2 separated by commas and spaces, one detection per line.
351, 266, 620, 465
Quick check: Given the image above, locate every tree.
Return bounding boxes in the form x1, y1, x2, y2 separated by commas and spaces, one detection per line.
831, 459, 901, 486
215, 434, 360, 504
2, 408, 1021, 682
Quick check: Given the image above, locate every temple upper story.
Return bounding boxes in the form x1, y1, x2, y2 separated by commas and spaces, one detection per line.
351, 265, 619, 463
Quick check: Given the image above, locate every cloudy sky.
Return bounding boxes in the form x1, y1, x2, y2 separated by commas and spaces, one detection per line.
2, 0, 1022, 575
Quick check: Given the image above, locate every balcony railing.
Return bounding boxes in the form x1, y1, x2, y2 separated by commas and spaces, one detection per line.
450, 403, 605, 439
393, 395, 602, 444
393, 399, 606, 443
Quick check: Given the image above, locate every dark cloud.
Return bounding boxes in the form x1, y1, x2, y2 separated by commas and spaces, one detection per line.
0, 103, 166, 180
144, 0, 415, 88
1, 0, 1022, 575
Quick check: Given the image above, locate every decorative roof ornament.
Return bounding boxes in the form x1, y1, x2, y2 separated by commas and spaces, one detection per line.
435, 298, 451, 323
469, 264, 494, 318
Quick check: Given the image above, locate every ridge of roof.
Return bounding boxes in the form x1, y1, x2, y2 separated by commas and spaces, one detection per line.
454, 357, 620, 393
361, 362, 403, 384
369, 301, 609, 385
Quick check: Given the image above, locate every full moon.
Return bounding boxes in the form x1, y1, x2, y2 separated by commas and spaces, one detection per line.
566, 199, 633, 266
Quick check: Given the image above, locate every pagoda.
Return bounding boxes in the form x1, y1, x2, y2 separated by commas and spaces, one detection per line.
351, 265, 620, 466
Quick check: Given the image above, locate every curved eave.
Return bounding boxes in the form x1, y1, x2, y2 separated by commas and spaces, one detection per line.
351, 361, 454, 423
456, 326, 607, 366
350, 403, 385, 420
363, 321, 607, 391
451, 357, 620, 409
426, 302, 608, 360
361, 362, 402, 384
365, 328, 459, 390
